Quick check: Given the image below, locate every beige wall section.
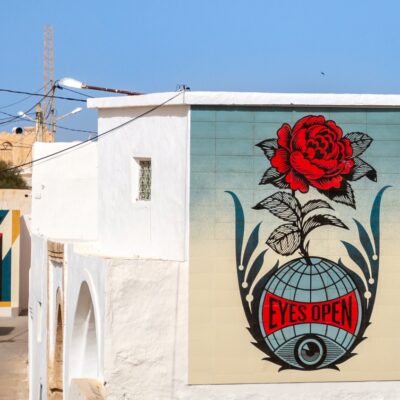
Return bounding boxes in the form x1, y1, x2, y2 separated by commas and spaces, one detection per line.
0, 189, 31, 214
0, 127, 53, 167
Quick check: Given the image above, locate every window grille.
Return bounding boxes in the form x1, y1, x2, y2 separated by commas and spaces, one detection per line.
138, 159, 151, 200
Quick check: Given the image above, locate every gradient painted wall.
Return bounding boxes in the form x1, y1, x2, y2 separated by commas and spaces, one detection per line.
189, 106, 400, 383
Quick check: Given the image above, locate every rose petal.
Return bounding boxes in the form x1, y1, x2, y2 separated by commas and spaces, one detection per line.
310, 158, 338, 172
285, 169, 309, 193
292, 115, 326, 132
325, 120, 343, 139
290, 151, 325, 180
276, 123, 292, 151
271, 148, 290, 173
310, 175, 342, 190
291, 127, 308, 151
342, 138, 353, 157
341, 159, 354, 175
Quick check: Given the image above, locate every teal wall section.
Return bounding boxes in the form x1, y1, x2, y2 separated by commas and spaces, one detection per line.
189, 105, 400, 383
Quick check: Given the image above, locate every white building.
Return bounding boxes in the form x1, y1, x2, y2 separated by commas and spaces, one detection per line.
29, 92, 400, 399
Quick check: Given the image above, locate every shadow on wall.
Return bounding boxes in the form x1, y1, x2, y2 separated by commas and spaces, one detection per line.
19, 215, 30, 313
70, 281, 99, 381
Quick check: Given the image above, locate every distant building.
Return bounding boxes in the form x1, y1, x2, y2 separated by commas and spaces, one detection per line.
0, 127, 53, 187
29, 92, 400, 400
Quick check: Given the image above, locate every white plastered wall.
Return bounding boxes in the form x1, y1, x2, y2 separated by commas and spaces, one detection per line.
29, 235, 108, 400
103, 258, 400, 400
29, 234, 49, 400
63, 244, 108, 394
31, 142, 98, 241
96, 105, 189, 261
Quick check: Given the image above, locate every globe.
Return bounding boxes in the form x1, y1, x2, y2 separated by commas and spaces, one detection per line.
258, 257, 364, 370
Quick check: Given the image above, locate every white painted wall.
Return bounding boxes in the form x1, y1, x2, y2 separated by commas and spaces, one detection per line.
95, 105, 189, 261
29, 234, 48, 400
64, 245, 108, 394
103, 258, 400, 400
31, 142, 98, 241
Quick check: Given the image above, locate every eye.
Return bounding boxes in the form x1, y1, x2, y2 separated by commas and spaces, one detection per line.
269, 331, 349, 370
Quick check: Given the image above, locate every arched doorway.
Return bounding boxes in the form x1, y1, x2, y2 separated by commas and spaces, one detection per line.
69, 281, 98, 380
49, 302, 63, 399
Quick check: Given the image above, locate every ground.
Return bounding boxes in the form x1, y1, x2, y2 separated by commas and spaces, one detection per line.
0, 316, 28, 400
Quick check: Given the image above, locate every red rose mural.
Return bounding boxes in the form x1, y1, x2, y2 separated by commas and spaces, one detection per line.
271, 116, 354, 192
227, 114, 389, 371
257, 115, 376, 208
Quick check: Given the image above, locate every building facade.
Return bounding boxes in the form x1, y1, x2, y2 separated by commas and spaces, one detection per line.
29, 92, 400, 399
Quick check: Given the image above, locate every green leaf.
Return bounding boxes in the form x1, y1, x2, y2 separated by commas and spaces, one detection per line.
345, 132, 373, 157
302, 199, 333, 215
253, 191, 301, 222
267, 224, 301, 255
303, 214, 348, 236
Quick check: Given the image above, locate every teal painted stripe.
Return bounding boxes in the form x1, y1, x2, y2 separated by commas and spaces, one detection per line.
0, 210, 8, 225
1, 249, 11, 301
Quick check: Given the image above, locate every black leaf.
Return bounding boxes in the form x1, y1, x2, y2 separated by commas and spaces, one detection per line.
303, 214, 349, 237
302, 199, 333, 215
271, 176, 290, 189
267, 224, 301, 255
319, 180, 356, 208
346, 157, 377, 182
253, 191, 301, 222
256, 138, 278, 160
259, 167, 282, 185
345, 132, 373, 157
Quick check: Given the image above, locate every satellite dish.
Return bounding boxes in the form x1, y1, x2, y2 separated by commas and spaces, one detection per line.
12, 127, 24, 134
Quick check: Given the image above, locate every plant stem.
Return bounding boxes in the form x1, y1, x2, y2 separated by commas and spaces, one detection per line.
292, 190, 312, 265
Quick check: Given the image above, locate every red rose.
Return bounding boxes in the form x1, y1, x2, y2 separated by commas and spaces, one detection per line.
271, 115, 354, 193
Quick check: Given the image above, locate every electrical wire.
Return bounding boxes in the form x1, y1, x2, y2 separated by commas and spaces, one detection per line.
0, 88, 86, 103
0, 85, 46, 110
2, 91, 183, 173
0, 86, 56, 128
0, 110, 97, 135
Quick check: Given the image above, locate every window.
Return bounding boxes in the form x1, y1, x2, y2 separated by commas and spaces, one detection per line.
133, 158, 151, 201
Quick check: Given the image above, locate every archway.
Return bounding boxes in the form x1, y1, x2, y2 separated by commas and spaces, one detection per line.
69, 281, 98, 380
48, 301, 63, 399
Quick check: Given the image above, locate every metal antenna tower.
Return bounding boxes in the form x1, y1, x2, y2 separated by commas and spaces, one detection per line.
43, 25, 55, 140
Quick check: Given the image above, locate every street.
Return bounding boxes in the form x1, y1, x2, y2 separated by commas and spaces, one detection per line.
0, 316, 28, 400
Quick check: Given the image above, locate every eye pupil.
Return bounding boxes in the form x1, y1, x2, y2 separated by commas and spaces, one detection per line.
295, 335, 326, 368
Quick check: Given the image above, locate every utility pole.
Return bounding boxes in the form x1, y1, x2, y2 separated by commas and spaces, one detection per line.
35, 104, 44, 142
43, 25, 55, 141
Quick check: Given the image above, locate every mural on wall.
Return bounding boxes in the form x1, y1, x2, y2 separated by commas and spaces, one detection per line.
227, 115, 389, 371
0, 210, 20, 307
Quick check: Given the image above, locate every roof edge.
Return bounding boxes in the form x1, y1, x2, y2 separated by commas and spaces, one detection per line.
87, 91, 400, 109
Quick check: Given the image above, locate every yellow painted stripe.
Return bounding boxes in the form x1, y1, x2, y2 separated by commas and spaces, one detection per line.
12, 210, 20, 245
0, 302, 11, 307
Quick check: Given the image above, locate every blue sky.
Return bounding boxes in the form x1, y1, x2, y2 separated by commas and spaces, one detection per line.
0, 0, 400, 140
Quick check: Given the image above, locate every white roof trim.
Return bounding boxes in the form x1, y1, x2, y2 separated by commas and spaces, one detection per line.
87, 91, 400, 109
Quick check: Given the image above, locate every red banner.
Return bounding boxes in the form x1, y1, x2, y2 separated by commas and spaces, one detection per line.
262, 291, 359, 335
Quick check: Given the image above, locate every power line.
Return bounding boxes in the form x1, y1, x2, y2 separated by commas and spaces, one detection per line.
0, 86, 58, 128
2, 91, 183, 173
0, 85, 46, 110
0, 110, 97, 134
0, 88, 86, 103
